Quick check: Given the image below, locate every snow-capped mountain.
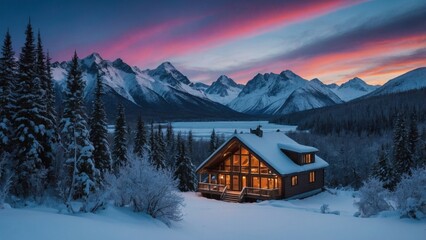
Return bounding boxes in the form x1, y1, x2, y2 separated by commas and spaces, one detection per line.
205, 75, 244, 105
328, 77, 379, 101
274, 83, 342, 115
228, 70, 342, 115
51, 53, 244, 120
366, 67, 426, 97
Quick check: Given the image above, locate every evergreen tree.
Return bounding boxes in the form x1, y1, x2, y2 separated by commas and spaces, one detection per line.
165, 122, 174, 147
393, 114, 412, 182
407, 112, 419, 160
372, 145, 391, 188
174, 132, 196, 192
0, 30, 16, 154
59, 52, 99, 201
112, 103, 128, 174
148, 122, 156, 162
164, 122, 176, 168
187, 130, 193, 157
89, 73, 111, 178
44, 52, 58, 143
133, 115, 146, 158
209, 129, 217, 154
34, 31, 55, 180
155, 124, 166, 169
13, 22, 53, 197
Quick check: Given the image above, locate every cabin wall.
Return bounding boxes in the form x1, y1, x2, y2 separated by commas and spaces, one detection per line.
283, 169, 324, 198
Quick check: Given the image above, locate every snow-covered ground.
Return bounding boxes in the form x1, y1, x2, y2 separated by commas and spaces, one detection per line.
1, 190, 424, 240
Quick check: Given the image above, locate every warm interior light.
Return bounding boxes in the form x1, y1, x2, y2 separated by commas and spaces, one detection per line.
220, 175, 224, 179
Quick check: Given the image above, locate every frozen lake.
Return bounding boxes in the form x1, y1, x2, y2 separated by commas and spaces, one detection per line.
171, 121, 296, 139
109, 121, 296, 139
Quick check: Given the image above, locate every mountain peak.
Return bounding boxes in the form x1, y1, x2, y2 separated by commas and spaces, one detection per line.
157, 61, 176, 72
340, 77, 369, 90
83, 52, 103, 66
112, 58, 134, 74
216, 75, 239, 87
310, 78, 325, 86
280, 69, 298, 78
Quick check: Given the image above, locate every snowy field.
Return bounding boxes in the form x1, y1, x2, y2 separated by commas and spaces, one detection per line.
171, 121, 296, 139
1, 190, 424, 240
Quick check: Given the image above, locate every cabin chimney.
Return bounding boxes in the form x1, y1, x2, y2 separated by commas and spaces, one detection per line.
250, 125, 263, 137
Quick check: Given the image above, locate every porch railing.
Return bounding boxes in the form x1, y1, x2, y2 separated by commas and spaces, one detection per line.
198, 182, 226, 193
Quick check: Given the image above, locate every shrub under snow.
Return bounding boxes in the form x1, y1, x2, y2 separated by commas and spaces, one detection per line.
105, 157, 184, 226
355, 178, 390, 217
394, 167, 426, 219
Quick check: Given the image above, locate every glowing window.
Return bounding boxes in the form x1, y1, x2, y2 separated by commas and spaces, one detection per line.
251, 155, 259, 173
291, 176, 298, 186
241, 146, 249, 155
309, 171, 315, 183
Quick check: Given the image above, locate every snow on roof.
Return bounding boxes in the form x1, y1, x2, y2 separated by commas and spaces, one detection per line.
196, 132, 329, 175
278, 143, 318, 153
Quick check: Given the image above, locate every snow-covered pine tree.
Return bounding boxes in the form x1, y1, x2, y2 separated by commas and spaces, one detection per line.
89, 73, 112, 178
45, 53, 59, 143
372, 145, 391, 188
165, 122, 174, 147
187, 130, 193, 158
155, 124, 166, 169
407, 112, 419, 162
34, 32, 56, 181
112, 103, 128, 175
59, 52, 99, 203
148, 122, 156, 163
393, 114, 412, 182
164, 122, 176, 168
133, 115, 146, 158
13, 22, 52, 198
0, 30, 16, 154
148, 122, 165, 170
209, 129, 217, 154
174, 132, 196, 192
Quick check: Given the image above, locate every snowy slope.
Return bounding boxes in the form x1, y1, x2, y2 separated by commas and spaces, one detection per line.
228, 71, 342, 115
329, 77, 379, 101
274, 83, 343, 115
1, 191, 424, 240
205, 75, 244, 105
191, 82, 210, 91
51, 53, 243, 120
366, 67, 426, 97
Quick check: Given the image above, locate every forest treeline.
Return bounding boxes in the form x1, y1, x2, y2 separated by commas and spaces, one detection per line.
272, 89, 426, 136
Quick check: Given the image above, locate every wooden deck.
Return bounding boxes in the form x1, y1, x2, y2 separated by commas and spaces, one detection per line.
198, 183, 280, 202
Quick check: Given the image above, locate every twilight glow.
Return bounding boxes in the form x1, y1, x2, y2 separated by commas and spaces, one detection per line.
1, 0, 425, 85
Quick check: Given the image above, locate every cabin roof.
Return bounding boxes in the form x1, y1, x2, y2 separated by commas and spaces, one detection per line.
196, 132, 329, 175
278, 143, 318, 153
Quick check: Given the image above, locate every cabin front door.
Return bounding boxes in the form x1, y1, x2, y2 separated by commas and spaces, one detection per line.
232, 175, 239, 191
242, 175, 247, 189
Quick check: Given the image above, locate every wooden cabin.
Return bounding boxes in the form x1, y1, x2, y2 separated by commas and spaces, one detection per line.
196, 128, 329, 202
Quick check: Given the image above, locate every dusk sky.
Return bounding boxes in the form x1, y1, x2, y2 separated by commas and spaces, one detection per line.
1, 0, 425, 85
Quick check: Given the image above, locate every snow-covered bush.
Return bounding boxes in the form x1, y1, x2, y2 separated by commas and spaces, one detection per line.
394, 167, 426, 219
0, 154, 13, 208
355, 178, 390, 217
105, 156, 184, 226
320, 203, 340, 215
320, 204, 329, 214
